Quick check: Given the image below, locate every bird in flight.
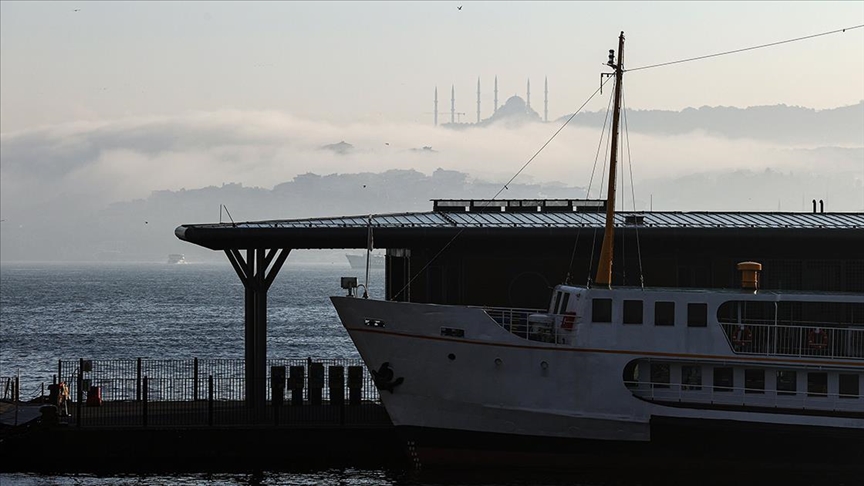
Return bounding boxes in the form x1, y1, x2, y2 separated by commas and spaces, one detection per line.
457, 6, 462, 10
73, 9, 81, 12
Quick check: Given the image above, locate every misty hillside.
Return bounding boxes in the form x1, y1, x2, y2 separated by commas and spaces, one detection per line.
0, 169, 585, 263
559, 102, 864, 144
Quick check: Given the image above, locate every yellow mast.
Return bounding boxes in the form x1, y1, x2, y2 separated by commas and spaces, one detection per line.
595, 31, 625, 288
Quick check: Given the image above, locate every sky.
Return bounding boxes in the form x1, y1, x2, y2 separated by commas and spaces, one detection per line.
2, 1, 863, 131
0, 1, 863, 262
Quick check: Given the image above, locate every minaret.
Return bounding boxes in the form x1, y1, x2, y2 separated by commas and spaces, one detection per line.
544, 76, 548, 122
434, 86, 438, 126
450, 85, 455, 124
526, 78, 531, 110
476, 77, 481, 123
494, 76, 499, 113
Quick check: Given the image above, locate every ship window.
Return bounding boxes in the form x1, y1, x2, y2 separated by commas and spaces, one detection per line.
777, 370, 797, 395
623, 300, 643, 325
744, 369, 765, 394
681, 366, 702, 391
650, 363, 670, 389
553, 292, 563, 314
560, 292, 571, 314
839, 374, 859, 398
687, 303, 708, 327
654, 301, 675, 326
807, 372, 828, 397
713, 367, 733, 392
592, 298, 612, 323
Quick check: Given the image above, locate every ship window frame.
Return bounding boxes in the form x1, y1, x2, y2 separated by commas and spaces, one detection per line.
592, 298, 612, 323
650, 362, 670, 389
777, 370, 797, 396
687, 303, 708, 327
623, 361, 640, 389
839, 374, 859, 398
744, 369, 765, 394
559, 292, 571, 314
654, 301, 675, 326
681, 365, 702, 391
623, 300, 643, 325
807, 372, 828, 398
713, 367, 734, 392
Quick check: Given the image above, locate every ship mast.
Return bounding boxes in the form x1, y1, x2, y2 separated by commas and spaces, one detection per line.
595, 31, 625, 288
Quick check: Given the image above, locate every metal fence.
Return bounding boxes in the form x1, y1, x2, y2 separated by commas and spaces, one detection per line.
721, 322, 864, 359
45, 358, 388, 428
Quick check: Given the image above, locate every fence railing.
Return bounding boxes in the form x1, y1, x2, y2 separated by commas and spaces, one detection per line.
483, 307, 551, 341
720, 322, 864, 359
39, 358, 388, 428
2, 374, 21, 402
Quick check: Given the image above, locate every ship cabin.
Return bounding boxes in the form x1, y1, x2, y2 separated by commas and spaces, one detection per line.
484, 281, 864, 418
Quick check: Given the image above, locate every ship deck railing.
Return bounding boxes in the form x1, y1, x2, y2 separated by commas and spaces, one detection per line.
483, 307, 864, 360
720, 321, 864, 360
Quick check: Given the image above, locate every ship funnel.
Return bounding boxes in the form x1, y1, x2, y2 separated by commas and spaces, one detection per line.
736, 262, 762, 290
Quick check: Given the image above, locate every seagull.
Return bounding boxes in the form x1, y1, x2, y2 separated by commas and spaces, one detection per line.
385, 142, 389, 146
457, 6, 462, 10
73, 9, 81, 12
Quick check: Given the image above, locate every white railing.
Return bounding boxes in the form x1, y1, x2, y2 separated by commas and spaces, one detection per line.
627, 379, 862, 414
720, 322, 864, 360
482, 307, 557, 342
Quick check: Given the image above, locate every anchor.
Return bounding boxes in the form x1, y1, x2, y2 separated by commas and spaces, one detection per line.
370, 362, 404, 393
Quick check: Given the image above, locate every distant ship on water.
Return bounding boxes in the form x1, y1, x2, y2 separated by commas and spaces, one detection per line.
167, 253, 187, 264
345, 253, 384, 269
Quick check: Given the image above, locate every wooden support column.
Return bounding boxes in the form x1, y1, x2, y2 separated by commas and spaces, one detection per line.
225, 247, 291, 408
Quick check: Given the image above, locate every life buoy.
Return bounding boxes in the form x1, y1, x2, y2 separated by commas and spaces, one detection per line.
807, 328, 829, 349
561, 312, 576, 330
731, 326, 753, 346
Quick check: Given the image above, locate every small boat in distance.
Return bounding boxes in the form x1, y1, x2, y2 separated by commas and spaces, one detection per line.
331, 32, 864, 470
167, 253, 187, 264
345, 253, 384, 270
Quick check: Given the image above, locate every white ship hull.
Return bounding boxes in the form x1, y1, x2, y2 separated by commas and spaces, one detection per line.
331, 289, 864, 467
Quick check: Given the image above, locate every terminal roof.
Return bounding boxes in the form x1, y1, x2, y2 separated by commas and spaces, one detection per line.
176, 206, 864, 251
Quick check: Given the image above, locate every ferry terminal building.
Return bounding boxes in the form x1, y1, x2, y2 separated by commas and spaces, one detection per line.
175, 198, 864, 405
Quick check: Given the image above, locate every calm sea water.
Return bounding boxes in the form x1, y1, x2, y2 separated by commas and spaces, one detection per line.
0, 262, 837, 486
0, 261, 374, 387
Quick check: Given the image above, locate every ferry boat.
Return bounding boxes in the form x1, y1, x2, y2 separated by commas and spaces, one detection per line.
331, 32, 864, 470
167, 253, 187, 264
345, 253, 384, 270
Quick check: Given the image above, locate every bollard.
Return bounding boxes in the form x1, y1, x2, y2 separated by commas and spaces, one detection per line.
193, 358, 199, 401
271, 366, 286, 425
208, 375, 214, 426
142, 376, 149, 427
347, 366, 363, 406
289, 366, 305, 406
308, 362, 324, 406
76, 359, 83, 427
328, 366, 345, 405
136, 358, 142, 402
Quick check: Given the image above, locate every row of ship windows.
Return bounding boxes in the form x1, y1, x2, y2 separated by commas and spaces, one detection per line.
592, 299, 708, 327
639, 364, 861, 398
